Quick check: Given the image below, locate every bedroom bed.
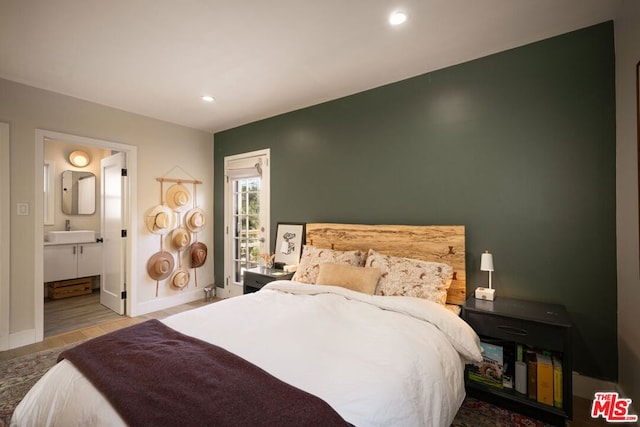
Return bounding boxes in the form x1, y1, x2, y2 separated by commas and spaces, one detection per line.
11, 223, 482, 427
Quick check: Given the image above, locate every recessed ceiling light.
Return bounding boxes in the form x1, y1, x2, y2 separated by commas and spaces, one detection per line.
389, 11, 407, 26
202, 95, 215, 102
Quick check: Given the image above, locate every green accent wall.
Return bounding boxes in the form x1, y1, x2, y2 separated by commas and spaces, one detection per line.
214, 22, 616, 381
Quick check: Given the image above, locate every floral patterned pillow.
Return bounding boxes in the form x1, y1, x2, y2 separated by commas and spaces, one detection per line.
292, 246, 366, 284
364, 249, 453, 305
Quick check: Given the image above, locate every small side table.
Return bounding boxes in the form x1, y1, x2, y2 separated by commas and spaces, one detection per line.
243, 267, 294, 294
462, 297, 572, 426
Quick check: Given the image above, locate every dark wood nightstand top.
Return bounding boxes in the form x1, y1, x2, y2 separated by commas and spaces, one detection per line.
464, 297, 572, 327
245, 267, 294, 279
243, 267, 294, 294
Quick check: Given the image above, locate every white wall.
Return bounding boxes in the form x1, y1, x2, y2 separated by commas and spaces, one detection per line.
0, 78, 214, 348
615, 0, 640, 403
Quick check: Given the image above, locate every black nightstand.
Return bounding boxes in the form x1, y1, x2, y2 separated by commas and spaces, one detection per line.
463, 297, 572, 426
243, 267, 294, 294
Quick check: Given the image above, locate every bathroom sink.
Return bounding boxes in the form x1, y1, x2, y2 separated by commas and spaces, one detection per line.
46, 230, 96, 244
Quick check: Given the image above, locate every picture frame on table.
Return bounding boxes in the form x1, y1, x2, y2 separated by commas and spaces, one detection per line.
273, 222, 306, 267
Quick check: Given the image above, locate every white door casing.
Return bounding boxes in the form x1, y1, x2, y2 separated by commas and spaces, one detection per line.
0, 122, 10, 350
32, 129, 137, 347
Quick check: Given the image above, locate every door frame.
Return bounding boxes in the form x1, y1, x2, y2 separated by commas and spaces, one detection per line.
223, 148, 270, 298
0, 122, 9, 350
35, 129, 137, 341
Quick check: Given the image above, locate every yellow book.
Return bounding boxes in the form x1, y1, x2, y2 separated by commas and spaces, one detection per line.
536, 353, 554, 406
553, 356, 563, 409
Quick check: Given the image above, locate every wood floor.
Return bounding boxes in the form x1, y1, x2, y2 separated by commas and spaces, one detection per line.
0, 290, 218, 362
44, 290, 122, 337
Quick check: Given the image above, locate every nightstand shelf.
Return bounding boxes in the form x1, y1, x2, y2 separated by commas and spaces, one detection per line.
243, 267, 294, 294
463, 297, 573, 426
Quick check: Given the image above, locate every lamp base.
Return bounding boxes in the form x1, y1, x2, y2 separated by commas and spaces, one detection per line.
475, 287, 495, 301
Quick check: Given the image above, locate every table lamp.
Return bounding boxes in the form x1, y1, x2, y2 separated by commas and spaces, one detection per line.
475, 250, 495, 301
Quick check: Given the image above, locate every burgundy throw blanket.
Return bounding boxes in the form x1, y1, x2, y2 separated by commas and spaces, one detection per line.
58, 319, 350, 427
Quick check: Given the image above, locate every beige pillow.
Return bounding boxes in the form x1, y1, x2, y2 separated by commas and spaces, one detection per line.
292, 245, 366, 284
315, 263, 381, 295
365, 249, 453, 305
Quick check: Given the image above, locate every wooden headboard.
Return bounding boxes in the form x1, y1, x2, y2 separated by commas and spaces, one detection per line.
305, 223, 466, 305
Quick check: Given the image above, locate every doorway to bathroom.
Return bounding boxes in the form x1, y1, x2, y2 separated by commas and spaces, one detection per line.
36, 130, 136, 340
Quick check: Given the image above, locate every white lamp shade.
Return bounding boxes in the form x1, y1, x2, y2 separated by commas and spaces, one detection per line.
480, 252, 494, 272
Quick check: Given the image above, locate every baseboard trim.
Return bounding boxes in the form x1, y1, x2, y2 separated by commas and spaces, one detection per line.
8, 328, 37, 350
132, 287, 209, 317
572, 371, 618, 399
573, 372, 639, 421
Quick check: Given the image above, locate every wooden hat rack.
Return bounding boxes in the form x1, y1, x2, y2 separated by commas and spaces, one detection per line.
147, 166, 205, 297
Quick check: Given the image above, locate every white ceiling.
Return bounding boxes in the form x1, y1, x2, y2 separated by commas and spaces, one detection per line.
0, 1, 620, 133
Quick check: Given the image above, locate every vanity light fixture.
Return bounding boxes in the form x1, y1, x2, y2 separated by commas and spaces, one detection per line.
389, 11, 407, 26
68, 150, 90, 168
475, 251, 495, 301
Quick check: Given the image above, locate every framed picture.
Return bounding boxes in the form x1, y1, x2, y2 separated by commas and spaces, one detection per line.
273, 222, 306, 266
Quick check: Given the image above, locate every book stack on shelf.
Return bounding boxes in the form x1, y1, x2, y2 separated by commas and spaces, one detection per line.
467, 340, 564, 409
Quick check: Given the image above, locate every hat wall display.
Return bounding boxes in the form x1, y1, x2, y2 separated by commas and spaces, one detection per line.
172, 227, 192, 250
147, 251, 175, 281
145, 205, 176, 235
166, 184, 191, 212
151, 174, 204, 296
185, 207, 206, 233
171, 268, 190, 289
190, 242, 208, 268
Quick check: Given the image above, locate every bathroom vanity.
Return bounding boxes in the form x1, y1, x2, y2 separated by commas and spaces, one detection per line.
44, 231, 102, 299
44, 242, 102, 283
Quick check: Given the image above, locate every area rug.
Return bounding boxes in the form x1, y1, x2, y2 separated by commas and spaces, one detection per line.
452, 396, 553, 427
1, 343, 551, 427
0, 342, 80, 427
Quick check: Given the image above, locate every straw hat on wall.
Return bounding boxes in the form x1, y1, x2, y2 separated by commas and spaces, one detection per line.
145, 205, 176, 235
166, 184, 191, 212
146, 251, 174, 281
171, 268, 190, 289
190, 242, 208, 268
185, 207, 206, 233
171, 227, 192, 251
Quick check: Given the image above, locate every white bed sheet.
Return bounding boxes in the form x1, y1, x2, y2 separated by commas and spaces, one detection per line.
12, 281, 482, 427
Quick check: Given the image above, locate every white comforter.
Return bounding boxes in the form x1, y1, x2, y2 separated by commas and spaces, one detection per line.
12, 281, 482, 427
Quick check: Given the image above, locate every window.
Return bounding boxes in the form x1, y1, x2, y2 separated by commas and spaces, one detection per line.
224, 149, 270, 297
232, 176, 261, 282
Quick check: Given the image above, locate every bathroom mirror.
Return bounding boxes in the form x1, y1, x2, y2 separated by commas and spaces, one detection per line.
62, 170, 96, 215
